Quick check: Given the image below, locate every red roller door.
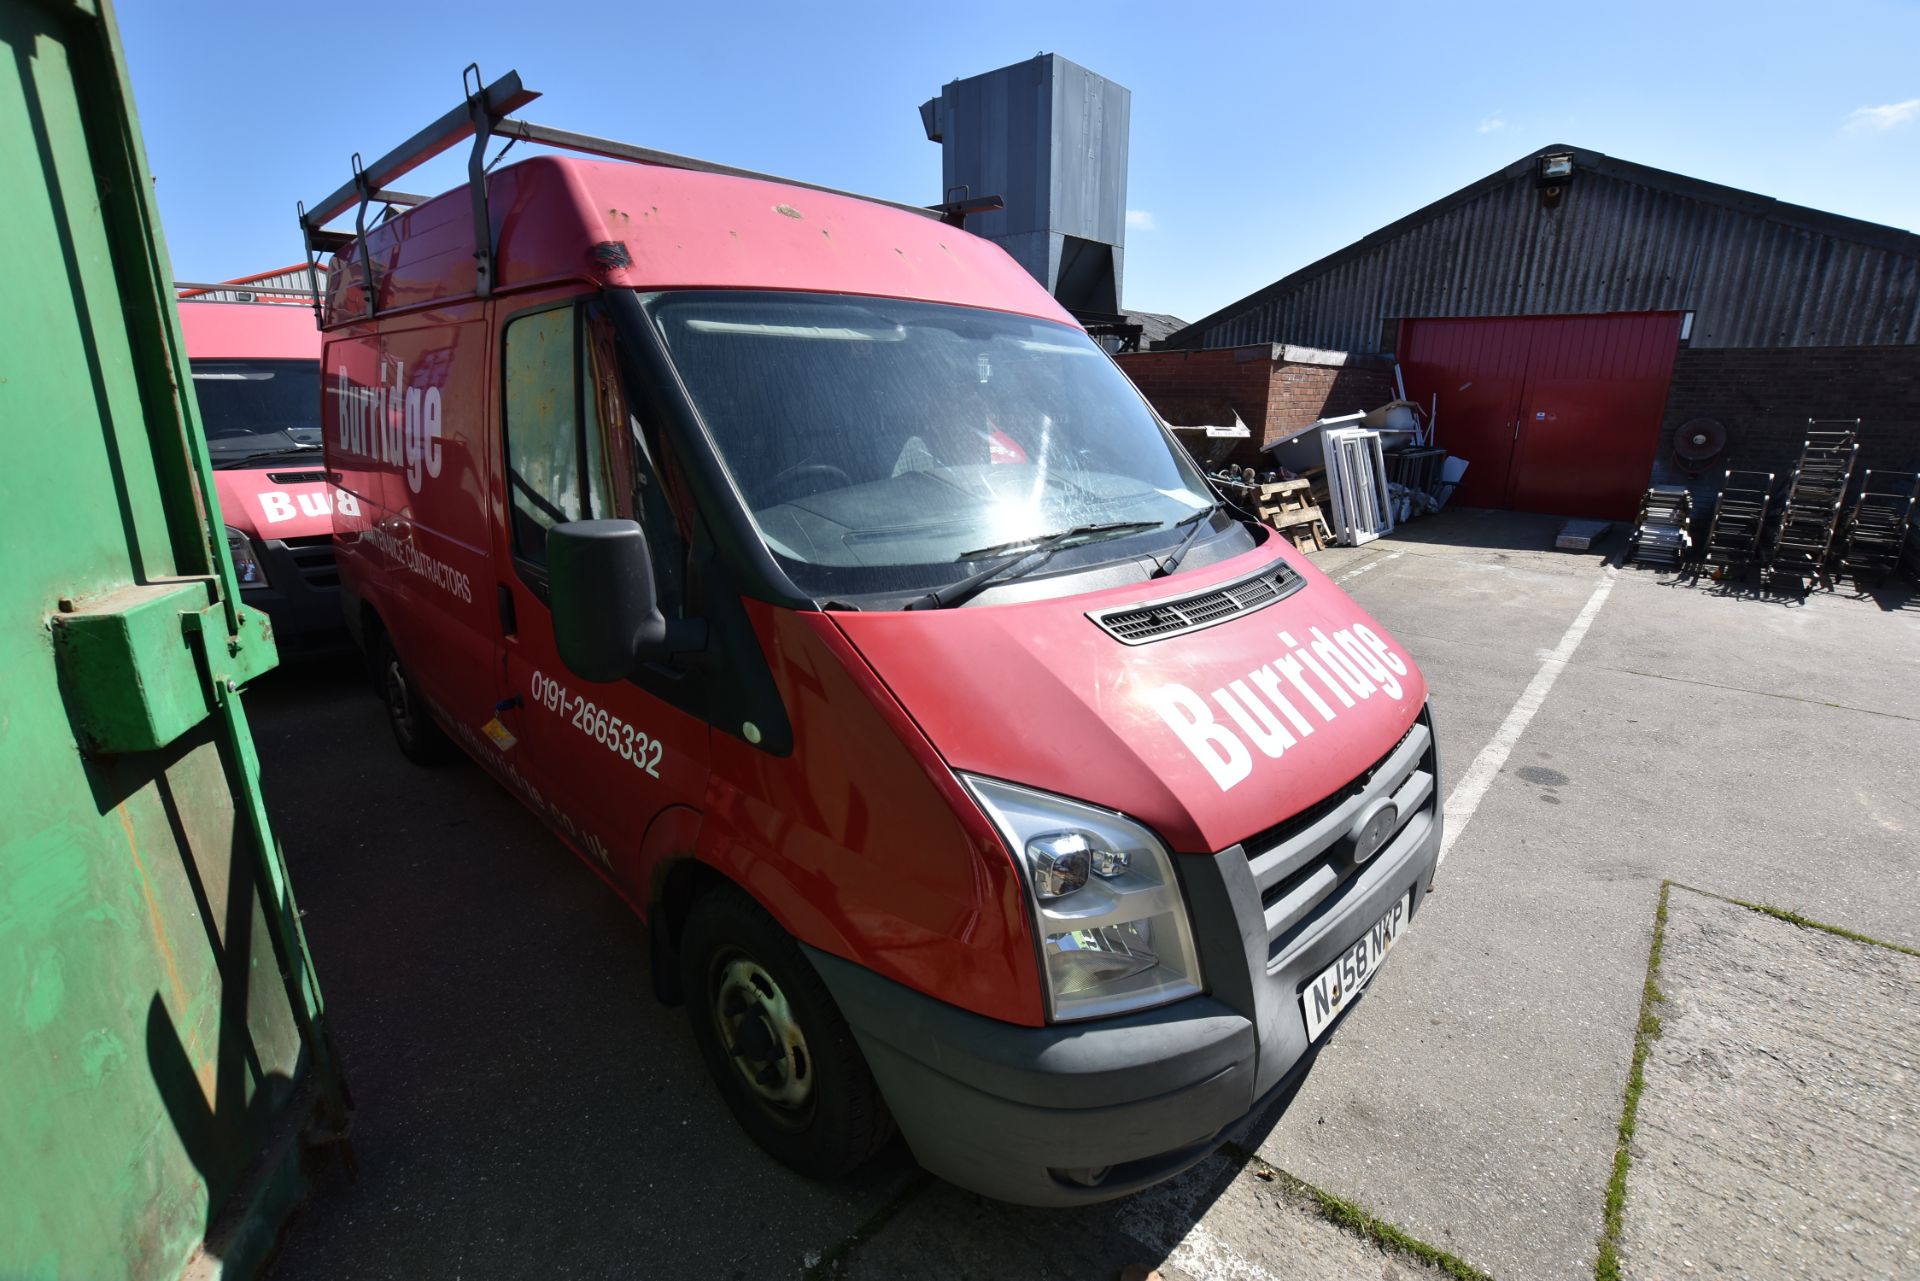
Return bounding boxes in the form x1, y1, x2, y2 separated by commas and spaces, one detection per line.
1398, 312, 1683, 519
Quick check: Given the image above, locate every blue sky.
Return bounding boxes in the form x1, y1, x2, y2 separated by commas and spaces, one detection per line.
122, 0, 1920, 325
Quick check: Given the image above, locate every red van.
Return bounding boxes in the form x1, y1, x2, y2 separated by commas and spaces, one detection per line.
178, 279, 347, 653
302, 73, 1440, 1205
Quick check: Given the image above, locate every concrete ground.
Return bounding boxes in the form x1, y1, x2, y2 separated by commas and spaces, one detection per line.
253, 508, 1920, 1280
1622, 887, 1919, 1280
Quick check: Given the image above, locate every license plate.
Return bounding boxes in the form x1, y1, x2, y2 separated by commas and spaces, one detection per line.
1301, 893, 1411, 1042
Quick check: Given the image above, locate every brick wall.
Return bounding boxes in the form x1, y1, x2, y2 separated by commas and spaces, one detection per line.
1655, 345, 1920, 486
1117, 344, 1396, 471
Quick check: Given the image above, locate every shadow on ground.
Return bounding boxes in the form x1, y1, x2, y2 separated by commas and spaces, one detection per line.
251, 659, 915, 1281
1376, 506, 1601, 557
1638, 562, 1920, 611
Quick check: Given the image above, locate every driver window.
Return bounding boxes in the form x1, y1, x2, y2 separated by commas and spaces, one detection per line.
502, 306, 611, 569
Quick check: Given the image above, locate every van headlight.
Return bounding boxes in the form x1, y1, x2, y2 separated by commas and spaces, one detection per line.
225, 526, 270, 590
961, 775, 1202, 1022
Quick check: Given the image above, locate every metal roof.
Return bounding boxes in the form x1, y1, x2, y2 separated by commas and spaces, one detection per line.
1167, 145, 1920, 352
175, 264, 323, 305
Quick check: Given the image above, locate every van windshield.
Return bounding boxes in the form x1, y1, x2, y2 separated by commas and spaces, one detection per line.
645, 292, 1217, 599
190, 358, 323, 468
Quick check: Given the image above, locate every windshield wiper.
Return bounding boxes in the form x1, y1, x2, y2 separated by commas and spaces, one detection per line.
211, 443, 322, 470
956, 520, 1158, 562
1151, 504, 1222, 579
909, 521, 1159, 610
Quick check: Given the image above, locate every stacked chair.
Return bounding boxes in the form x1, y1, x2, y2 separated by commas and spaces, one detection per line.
1702, 470, 1774, 578
1838, 470, 1919, 586
1625, 486, 1693, 568
1764, 424, 1859, 590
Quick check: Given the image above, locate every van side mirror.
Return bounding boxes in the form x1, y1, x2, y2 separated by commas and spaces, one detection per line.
547, 520, 701, 681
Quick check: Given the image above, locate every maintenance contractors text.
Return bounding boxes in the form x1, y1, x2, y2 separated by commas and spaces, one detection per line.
361, 522, 473, 604
1149, 622, 1411, 791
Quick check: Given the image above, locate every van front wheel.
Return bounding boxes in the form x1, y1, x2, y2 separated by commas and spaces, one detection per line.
680, 887, 893, 1179
374, 632, 453, 767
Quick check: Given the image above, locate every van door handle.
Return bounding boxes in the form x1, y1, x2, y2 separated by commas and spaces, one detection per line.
497, 584, 518, 636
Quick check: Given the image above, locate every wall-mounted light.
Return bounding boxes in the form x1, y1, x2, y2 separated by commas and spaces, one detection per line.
1536, 151, 1575, 209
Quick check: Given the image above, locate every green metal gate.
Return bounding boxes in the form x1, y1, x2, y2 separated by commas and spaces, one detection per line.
0, 2, 348, 1277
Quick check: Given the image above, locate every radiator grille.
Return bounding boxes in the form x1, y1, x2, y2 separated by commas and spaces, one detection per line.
276, 535, 339, 590
1238, 711, 1435, 967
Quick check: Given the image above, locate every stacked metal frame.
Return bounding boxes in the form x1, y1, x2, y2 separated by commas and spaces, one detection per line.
1764, 425, 1859, 588
1703, 470, 1775, 576
1838, 470, 1919, 584
1383, 445, 1448, 520
1625, 486, 1693, 568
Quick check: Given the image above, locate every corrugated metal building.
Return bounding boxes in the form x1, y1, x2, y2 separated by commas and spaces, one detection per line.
1155, 145, 1920, 517
176, 264, 322, 305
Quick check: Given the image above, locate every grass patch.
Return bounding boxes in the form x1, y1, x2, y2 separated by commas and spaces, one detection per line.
1223, 1143, 1490, 1281
1594, 880, 1670, 1281
1721, 896, 1920, 958
802, 1171, 932, 1280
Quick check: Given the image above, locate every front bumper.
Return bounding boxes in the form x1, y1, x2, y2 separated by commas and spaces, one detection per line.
807, 946, 1257, 1206
808, 712, 1443, 1206
242, 535, 349, 656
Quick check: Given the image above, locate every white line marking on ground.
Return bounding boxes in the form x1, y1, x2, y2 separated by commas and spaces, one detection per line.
1335, 551, 1403, 583
1438, 566, 1618, 864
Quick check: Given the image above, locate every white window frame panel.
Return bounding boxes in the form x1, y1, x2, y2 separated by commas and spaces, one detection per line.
1321, 427, 1394, 546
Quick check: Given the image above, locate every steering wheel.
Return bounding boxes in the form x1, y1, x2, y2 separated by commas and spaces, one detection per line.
764, 462, 853, 505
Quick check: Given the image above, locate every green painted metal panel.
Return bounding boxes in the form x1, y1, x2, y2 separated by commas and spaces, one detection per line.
0, 2, 348, 1279
50, 583, 277, 754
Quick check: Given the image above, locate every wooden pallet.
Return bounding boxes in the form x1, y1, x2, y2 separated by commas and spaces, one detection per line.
1255, 478, 1332, 551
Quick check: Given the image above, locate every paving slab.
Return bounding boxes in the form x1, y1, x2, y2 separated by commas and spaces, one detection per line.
833, 1153, 1454, 1281
1622, 888, 1920, 1279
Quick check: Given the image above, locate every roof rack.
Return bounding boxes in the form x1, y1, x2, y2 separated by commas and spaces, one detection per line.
298, 65, 1002, 318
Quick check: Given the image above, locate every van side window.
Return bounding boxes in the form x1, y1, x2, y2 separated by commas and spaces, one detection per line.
583, 302, 686, 618
502, 306, 612, 568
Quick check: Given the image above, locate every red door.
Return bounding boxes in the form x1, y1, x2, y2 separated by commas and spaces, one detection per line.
1398, 312, 1683, 519
1396, 317, 1531, 510
1507, 315, 1685, 519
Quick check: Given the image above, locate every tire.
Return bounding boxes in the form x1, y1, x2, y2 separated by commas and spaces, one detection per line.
373, 631, 454, 767
680, 886, 893, 1179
